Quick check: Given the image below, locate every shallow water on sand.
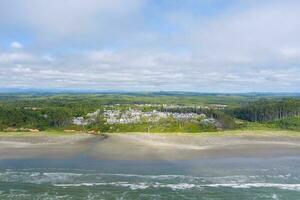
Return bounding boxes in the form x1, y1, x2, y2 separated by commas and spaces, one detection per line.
0, 156, 300, 199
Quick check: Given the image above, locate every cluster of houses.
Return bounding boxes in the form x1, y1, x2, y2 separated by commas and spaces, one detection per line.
72, 110, 103, 125
72, 117, 89, 126
103, 109, 206, 124
72, 107, 209, 125
104, 104, 227, 110
71, 102, 228, 126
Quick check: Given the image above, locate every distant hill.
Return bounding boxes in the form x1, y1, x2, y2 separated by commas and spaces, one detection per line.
0, 88, 299, 97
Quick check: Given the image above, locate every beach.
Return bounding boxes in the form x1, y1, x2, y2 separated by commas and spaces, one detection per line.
0, 131, 299, 160
0, 131, 300, 199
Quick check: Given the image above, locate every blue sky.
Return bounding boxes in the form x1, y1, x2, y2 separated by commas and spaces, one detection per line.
0, 0, 299, 92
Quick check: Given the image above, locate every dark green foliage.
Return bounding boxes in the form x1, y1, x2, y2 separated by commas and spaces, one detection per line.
0, 93, 244, 132
211, 111, 237, 129
272, 116, 300, 131
232, 99, 300, 122
99, 118, 217, 133
0, 106, 46, 129
0, 93, 299, 133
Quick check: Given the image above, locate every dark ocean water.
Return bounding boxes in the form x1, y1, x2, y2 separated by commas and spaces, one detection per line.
0, 156, 300, 199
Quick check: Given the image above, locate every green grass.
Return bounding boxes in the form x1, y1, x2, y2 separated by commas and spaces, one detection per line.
273, 116, 300, 131
1, 129, 299, 138
237, 116, 300, 131
108, 129, 300, 137
94, 119, 217, 133
240, 122, 280, 131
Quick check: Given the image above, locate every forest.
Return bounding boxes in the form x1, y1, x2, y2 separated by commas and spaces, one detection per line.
232, 99, 300, 122
0, 92, 299, 133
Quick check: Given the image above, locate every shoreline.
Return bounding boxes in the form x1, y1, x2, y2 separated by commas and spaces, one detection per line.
1, 129, 299, 137
0, 130, 299, 160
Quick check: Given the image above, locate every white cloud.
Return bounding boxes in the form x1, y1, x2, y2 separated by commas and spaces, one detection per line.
167, 0, 300, 67
10, 41, 23, 49
0, 0, 300, 92
279, 48, 300, 61
0, 0, 145, 43
0, 52, 36, 63
0, 48, 299, 92
12, 65, 31, 73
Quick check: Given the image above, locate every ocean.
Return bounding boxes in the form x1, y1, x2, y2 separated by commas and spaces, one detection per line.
0, 156, 300, 199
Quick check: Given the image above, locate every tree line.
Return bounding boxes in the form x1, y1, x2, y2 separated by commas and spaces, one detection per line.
231, 99, 300, 122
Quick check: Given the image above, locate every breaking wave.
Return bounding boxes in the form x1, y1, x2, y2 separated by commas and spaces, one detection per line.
53, 182, 300, 191
1, 170, 300, 191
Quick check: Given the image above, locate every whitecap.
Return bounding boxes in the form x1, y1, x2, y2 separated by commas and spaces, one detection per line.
206, 183, 300, 191
53, 181, 200, 190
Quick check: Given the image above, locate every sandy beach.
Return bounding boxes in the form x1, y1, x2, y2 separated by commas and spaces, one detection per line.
0, 131, 299, 160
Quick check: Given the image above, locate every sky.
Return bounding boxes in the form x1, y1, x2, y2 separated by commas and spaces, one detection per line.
0, 0, 300, 92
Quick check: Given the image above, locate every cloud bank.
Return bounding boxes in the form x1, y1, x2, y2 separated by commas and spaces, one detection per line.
0, 0, 299, 92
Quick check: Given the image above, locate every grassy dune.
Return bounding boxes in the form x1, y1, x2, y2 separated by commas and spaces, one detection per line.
108, 130, 300, 137
1, 130, 299, 138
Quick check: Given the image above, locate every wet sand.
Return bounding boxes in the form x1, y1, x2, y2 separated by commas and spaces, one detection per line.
0, 132, 300, 160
